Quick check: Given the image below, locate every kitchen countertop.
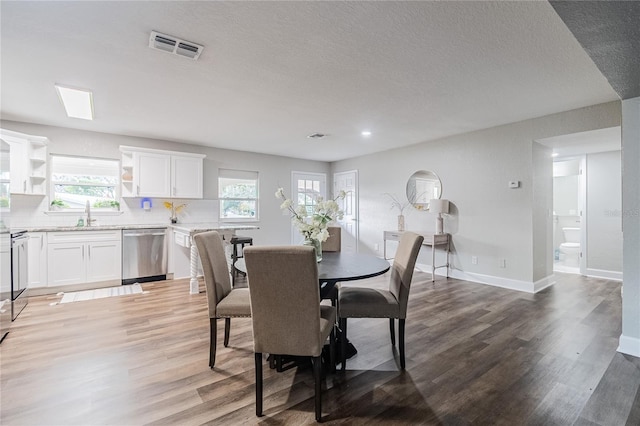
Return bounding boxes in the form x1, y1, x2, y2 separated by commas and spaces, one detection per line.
169, 222, 259, 235
21, 224, 171, 232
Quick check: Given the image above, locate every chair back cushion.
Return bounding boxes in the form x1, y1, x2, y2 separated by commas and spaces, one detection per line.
194, 231, 233, 318
389, 231, 424, 318
244, 246, 325, 356
322, 226, 341, 252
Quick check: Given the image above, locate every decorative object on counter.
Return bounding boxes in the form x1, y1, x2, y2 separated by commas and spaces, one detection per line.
50, 199, 68, 211
164, 201, 187, 223
429, 198, 450, 234
384, 193, 410, 232
141, 197, 152, 211
275, 187, 345, 262
76, 217, 84, 227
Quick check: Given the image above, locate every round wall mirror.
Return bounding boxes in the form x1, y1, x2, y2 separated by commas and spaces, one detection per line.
406, 170, 442, 211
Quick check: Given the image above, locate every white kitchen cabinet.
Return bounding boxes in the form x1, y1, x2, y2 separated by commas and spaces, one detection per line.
171, 155, 203, 199
27, 232, 47, 288
120, 146, 204, 199
47, 231, 121, 287
0, 129, 48, 196
133, 151, 172, 197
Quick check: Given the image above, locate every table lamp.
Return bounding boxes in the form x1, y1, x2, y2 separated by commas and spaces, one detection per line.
429, 199, 449, 234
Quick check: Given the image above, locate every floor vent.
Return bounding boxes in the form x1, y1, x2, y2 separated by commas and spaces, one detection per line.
149, 31, 203, 60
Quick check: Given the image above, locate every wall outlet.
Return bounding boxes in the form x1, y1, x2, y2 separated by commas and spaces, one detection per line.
471, 256, 478, 265
508, 180, 520, 188
500, 258, 506, 268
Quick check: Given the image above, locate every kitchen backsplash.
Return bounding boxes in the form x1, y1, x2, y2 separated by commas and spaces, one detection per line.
10, 195, 220, 228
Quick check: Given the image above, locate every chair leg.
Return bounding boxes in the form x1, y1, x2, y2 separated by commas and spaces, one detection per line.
255, 353, 263, 417
340, 318, 347, 372
389, 318, 396, 346
224, 318, 231, 347
312, 355, 322, 422
209, 318, 217, 368
329, 325, 336, 373
399, 319, 406, 370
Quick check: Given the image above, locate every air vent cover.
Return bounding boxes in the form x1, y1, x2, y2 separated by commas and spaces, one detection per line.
307, 133, 327, 139
149, 31, 204, 60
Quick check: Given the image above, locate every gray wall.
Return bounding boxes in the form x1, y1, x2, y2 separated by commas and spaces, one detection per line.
587, 150, 622, 273
333, 101, 621, 288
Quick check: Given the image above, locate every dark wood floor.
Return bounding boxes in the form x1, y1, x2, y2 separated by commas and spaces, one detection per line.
1, 271, 638, 425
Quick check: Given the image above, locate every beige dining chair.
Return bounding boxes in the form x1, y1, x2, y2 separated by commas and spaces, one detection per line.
244, 245, 336, 422
338, 231, 423, 371
193, 231, 251, 368
322, 226, 341, 252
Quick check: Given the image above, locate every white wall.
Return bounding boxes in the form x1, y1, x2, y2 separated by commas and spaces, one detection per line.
620, 97, 640, 357
586, 150, 622, 275
0, 120, 330, 247
332, 101, 621, 291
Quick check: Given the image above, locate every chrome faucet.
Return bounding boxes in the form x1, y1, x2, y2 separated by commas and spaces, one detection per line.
85, 200, 96, 227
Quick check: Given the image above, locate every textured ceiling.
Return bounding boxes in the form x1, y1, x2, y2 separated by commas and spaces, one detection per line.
0, 1, 619, 162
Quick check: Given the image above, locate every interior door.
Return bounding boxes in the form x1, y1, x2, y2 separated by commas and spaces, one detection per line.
334, 170, 358, 253
290, 172, 326, 244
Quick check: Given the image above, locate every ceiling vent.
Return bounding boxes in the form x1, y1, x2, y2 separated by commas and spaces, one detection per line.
149, 31, 204, 60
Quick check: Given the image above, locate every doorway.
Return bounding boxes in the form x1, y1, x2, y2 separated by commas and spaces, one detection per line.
333, 170, 358, 253
290, 171, 326, 245
552, 156, 585, 274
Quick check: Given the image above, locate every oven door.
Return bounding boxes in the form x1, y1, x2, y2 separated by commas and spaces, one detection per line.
11, 232, 28, 320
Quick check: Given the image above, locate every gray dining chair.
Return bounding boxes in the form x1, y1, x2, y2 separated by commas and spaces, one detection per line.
338, 231, 423, 370
193, 231, 251, 368
244, 245, 336, 422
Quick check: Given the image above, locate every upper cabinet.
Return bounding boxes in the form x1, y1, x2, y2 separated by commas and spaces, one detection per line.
120, 146, 205, 199
0, 129, 48, 196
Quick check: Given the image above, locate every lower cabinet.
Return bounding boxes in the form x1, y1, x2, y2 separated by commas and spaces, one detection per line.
47, 231, 122, 287
28, 232, 47, 288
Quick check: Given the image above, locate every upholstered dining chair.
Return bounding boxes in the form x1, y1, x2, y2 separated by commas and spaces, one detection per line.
338, 231, 423, 371
322, 226, 341, 252
193, 231, 251, 368
244, 245, 336, 422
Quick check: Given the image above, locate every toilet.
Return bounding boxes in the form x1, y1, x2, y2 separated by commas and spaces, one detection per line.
559, 227, 581, 267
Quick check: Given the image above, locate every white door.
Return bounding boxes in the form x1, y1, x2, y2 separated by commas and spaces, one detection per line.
290, 172, 326, 244
334, 170, 358, 253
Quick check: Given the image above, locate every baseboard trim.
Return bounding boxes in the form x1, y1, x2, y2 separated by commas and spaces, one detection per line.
534, 275, 557, 292
618, 335, 640, 358
586, 268, 623, 281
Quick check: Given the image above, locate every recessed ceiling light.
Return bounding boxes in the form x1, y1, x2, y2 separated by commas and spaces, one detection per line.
361, 130, 372, 137
551, 152, 559, 157
55, 84, 94, 120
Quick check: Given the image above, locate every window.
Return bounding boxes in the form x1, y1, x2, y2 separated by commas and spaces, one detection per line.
50, 155, 120, 210
218, 169, 258, 221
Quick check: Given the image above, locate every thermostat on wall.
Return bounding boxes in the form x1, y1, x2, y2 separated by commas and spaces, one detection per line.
508, 180, 520, 188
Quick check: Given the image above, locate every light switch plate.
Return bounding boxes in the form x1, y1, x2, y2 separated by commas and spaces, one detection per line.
508, 180, 520, 188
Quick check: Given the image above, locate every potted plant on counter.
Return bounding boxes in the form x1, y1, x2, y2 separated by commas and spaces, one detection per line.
50, 199, 68, 211
164, 201, 187, 223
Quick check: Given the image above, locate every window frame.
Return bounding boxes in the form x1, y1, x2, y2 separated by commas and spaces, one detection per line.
49, 154, 121, 212
218, 169, 259, 222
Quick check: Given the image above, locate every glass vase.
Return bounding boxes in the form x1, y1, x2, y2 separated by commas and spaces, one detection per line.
398, 214, 405, 232
303, 238, 322, 262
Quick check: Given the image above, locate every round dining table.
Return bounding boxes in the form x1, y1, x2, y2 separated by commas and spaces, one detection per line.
234, 251, 391, 298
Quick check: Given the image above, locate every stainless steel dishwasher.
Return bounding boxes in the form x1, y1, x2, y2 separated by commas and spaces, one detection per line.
122, 228, 167, 285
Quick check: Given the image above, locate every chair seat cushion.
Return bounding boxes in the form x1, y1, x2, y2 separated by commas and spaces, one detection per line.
216, 288, 252, 317
338, 287, 400, 318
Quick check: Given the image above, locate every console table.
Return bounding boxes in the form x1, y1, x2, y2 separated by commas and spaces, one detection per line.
383, 230, 450, 282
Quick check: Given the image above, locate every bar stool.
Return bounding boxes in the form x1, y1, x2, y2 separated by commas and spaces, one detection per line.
230, 235, 253, 286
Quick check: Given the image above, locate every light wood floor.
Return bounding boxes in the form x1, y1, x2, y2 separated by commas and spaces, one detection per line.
1, 271, 638, 425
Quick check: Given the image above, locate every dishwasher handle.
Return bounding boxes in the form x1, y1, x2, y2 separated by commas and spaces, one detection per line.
124, 232, 166, 237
